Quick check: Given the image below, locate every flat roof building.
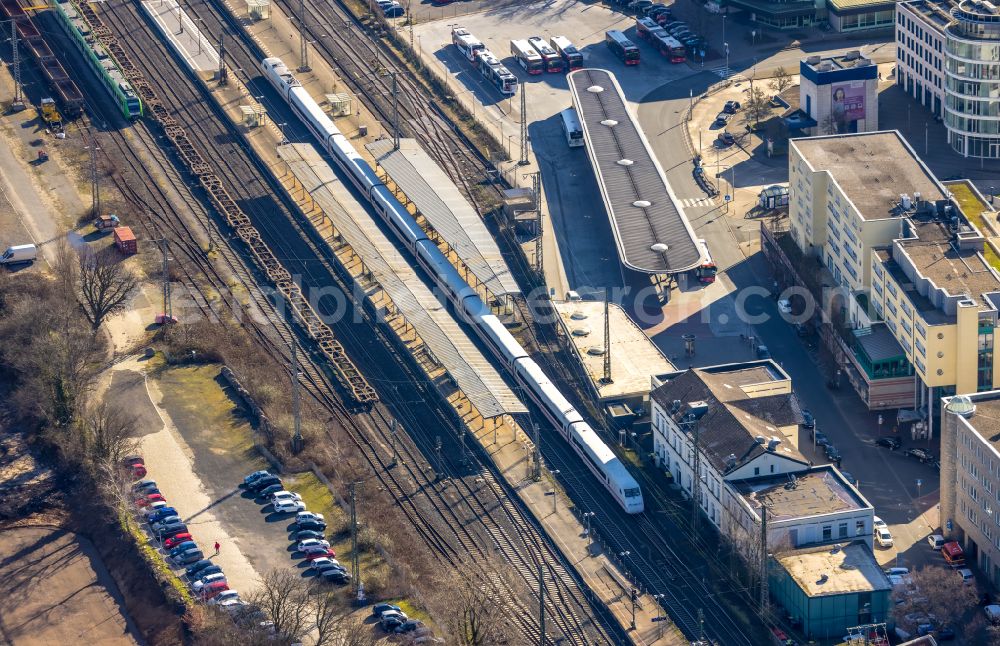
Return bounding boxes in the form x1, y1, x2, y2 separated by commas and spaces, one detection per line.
796, 53, 880, 135
769, 541, 893, 640
553, 300, 673, 409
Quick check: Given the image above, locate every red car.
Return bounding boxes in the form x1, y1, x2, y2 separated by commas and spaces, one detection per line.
305, 549, 337, 562
122, 456, 147, 479
200, 581, 229, 600
136, 493, 165, 507
163, 533, 193, 549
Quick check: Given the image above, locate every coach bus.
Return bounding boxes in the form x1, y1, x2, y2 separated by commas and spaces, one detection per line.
451, 26, 485, 64
560, 108, 584, 147
510, 39, 544, 74
605, 30, 639, 66
550, 36, 583, 71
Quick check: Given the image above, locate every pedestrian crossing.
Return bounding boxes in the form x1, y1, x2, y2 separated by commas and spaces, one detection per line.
677, 196, 716, 208
708, 65, 747, 83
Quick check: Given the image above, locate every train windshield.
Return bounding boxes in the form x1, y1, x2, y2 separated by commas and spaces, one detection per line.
624, 487, 641, 498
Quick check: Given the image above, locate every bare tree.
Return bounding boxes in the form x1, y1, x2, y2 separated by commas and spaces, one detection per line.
441, 559, 518, 646
78, 251, 138, 330
769, 66, 793, 95
742, 86, 773, 131
893, 566, 979, 634
76, 400, 139, 468
244, 569, 311, 643
188, 606, 275, 646
311, 588, 342, 646
317, 612, 376, 646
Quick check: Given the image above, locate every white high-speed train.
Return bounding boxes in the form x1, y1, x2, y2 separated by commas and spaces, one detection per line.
261, 57, 644, 514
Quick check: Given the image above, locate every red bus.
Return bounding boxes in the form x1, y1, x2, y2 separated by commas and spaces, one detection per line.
653, 33, 686, 63
528, 36, 563, 73
550, 36, 583, 71
693, 239, 716, 284
636, 17, 667, 42
605, 30, 639, 66
511, 39, 544, 74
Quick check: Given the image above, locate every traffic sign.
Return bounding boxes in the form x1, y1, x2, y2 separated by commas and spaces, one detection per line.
725, 194, 732, 202
947, 519, 953, 531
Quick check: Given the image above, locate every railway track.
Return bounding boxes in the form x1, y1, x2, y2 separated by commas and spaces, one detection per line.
69, 0, 618, 642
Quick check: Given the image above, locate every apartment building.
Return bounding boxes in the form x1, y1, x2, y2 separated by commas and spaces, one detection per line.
940, 392, 1000, 588
798, 53, 880, 135
896, 0, 1000, 159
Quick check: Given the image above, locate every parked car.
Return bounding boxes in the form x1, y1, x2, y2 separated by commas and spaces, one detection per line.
322, 569, 351, 584
191, 564, 223, 580
310, 557, 344, 573
645, 3, 670, 16
800, 409, 815, 429
812, 430, 830, 447
192, 572, 227, 592
875, 527, 894, 548
824, 445, 841, 461
173, 549, 205, 566
628, 0, 654, 11
716, 132, 735, 147
723, 100, 741, 114
164, 532, 194, 549
168, 541, 199, 558
986, 604, 1000, 623
297, 538, 331, 552
274, 499, 307, 514
297, 511, 325, 524
840, 471, 857, 485
242, 470, 272, 487
151, 516, 182, 530
148, 507, 179, 523
777, 298, 793, 315
958, 568, 975, 585
133, 479, 157, 492
270, 491, 303, 505
927, 534, 946, 550
143, 501, 170, 516
258, 483, 285, 498
383, 2, 404, 17
209, 590, 240, 606
395, 619, 424, 634
186, 559, 216, 578
248, 475, 281, 492
294, 529, 326, 542
381, 610, 408, 631
136, 493, 165, 507
876, 436, 902, 450
305, 548, 337, 561
713, 113, 731, 128
884, 566, 910, 577
905, 447, 935, 463
296, 517, 327, 531
874, 516, 888, 531
157, 523, 189, 540
200, 581, 230, 600
372, 603, 401, 618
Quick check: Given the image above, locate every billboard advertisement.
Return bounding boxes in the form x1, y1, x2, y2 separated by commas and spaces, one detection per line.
831, 82, 866, 122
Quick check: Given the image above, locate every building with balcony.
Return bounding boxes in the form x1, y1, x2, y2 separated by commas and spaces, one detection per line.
896, 0, 1000, 159
940, 393, 1000, 589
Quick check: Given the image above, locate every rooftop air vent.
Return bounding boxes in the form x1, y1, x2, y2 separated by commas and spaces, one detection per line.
571, 327, 591, 337
633, 200, 651, 208
670, 399, 682, 414
767, 437, 782, 452
617, 159, 634, 166
570, 311, 587, 321
946, 394, 976, 418
587, 85, 604, 93
587, 346, 606, 356
601, 119, 618, 127
754, 435, 767, 445
651, 243, 668, 253
817, 574, 829, 584
687, 400, 709, 419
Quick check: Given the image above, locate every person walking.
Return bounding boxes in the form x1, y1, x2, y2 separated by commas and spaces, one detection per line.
214, 541, 221, 556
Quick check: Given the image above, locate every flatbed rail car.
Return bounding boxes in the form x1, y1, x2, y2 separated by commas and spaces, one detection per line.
0, 0, 84, 117
54, 0, 142, 118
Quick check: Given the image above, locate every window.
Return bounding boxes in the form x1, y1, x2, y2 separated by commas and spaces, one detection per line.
856, 520, 865, 535
839, 522, 848, 538
823, 525, 833, 541
754, 467, 760, 476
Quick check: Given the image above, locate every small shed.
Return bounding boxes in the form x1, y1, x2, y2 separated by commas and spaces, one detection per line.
114, 226, 137, 256
759, 184, 789, 210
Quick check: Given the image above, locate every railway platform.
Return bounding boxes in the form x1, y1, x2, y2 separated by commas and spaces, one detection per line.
142, 0, 220, 75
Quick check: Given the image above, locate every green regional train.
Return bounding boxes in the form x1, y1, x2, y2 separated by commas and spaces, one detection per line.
53, 0, 142, 119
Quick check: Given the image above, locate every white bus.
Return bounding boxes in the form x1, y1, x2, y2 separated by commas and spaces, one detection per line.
451, 26, 484, 63
510, 39, 543, 75
478, 50, 518, 95
560, 107, 584, 147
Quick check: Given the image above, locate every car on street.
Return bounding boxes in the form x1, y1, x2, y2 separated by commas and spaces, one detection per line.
164, 532, 193, 549
294, 529, 325, 542
274, 499, 306, 514
824, 445, 841, 461
777, 298, 793, 315
209, 590, 240, 606
874, 516, 887, 531
242, 470, 272, 487
905, 447, 935, 463
172, 549, 205, 566
812, 430, 830, 447
723, 100, 741, 114
876, 436, 902, 450
248, 475, 281, 492
800, 409, 815, 429
840, 471, 857, 485
875, 527, 894, 548
984, 604, 1000, 623
200, 581, 230, 600
305, 548, 337, 561
186, 559, 216, 578
297, 538, 331, 552
372, 603, 401, 618
271, 491, 303, 505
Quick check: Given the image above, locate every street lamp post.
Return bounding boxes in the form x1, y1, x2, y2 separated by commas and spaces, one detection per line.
551, 470, 560, 514
877, 414, 883, 435
583, 511, 594, 538
724, 42, 730, 80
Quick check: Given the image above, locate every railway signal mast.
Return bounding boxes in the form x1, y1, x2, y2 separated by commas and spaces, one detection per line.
10, 21, 24, 111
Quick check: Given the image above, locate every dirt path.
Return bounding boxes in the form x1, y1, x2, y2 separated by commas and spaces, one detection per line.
0, 526, 143, 645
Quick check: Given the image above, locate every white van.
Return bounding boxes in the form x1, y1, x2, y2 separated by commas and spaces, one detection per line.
0, 244, 37, 265
927, 534, 946, 549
